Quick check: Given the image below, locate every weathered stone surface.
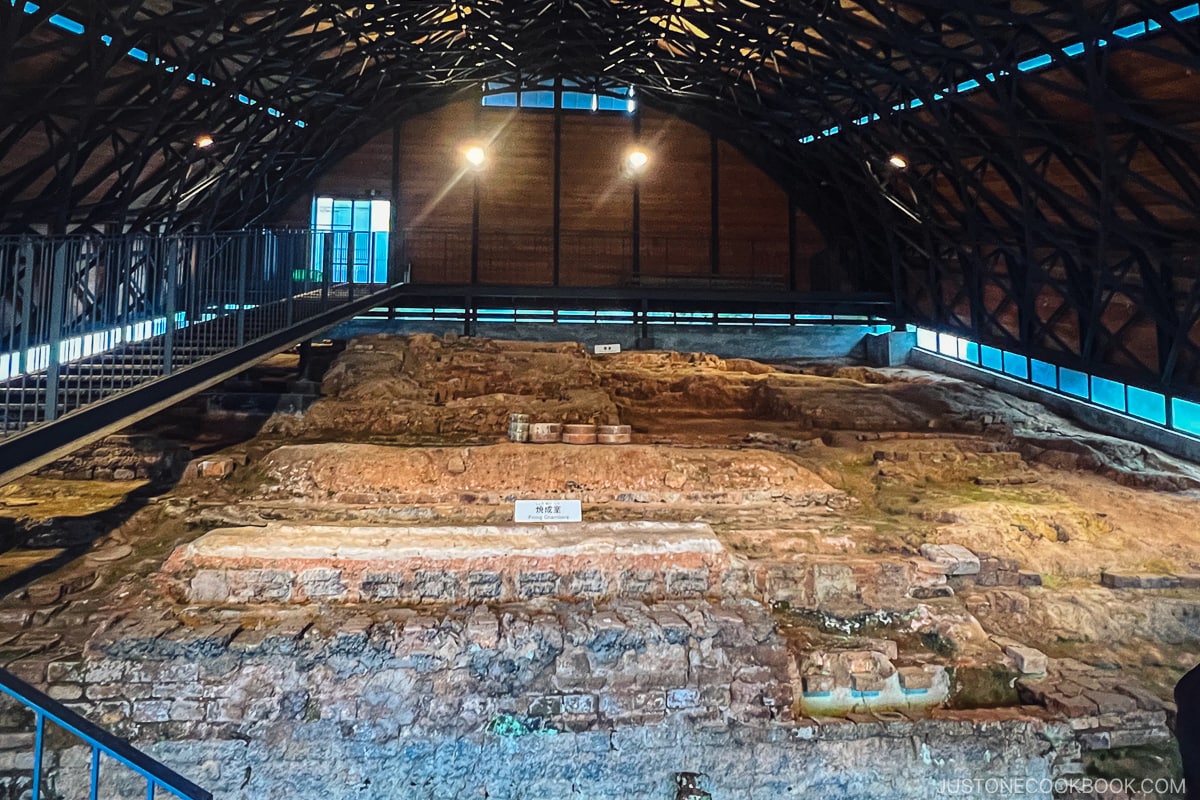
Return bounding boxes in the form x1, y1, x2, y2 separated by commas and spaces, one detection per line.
259, 442, 845, 508
164, 522, 730, 604
1005, 644, 1048, 675
1099, 571, 1180, 590
919, 544, 980, 576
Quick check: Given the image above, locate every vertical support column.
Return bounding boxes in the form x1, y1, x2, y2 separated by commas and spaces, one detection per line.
788, 196, 799, 292
710, 132, 720, 276
44, 243, 68, 421
321, 232, 333, 311
552, 79, 563, 287
471, 89, 482, 285
631, 111, 642, 279
346, 233, 356, 302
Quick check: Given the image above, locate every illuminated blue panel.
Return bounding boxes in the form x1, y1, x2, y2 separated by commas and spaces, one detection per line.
1113, 22, 1149, 39
1002, 351, 1028, 379
1030, 359, 1056, 388
483, 93, 518, 107
1127, 386, 1167, 424
561, 91, 594, 110
1059, 368, 1089, 399
520, 90, 554, 108
596, 95, 626, 111
937, 333, 958, 357
1172, 398, 1200, 436
1017, 53, 1053, 71
980, 345, 1003, 371
956, 79, 981, 92
1090, 376, 1126, 412
49, 14, 84, 33
1173, 3, 1200, 22
959, 340, 979, 363
1062, 42, 1087, 57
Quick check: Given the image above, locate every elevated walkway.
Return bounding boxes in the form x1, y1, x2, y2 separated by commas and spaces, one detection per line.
0, 231, 408, 486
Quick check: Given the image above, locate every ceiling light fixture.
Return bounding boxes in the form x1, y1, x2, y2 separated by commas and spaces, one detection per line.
194, 134, 215, 149
888, 154, 909, 169
464, 144, 487, 169
626, 148, 649, 173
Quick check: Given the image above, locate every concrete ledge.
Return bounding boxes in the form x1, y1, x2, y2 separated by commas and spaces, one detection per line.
163, 521, 731, 605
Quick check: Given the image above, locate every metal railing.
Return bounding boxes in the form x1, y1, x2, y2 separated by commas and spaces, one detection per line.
0, 668, 211, 800
0, 229, 392, 435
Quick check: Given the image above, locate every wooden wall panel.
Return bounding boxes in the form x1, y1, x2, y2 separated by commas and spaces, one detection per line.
638, 109, 711, 278
559, 113, 635, 286
397, 101, 475, 283
477, 110, 554, 285
718, 140, 789, 283
273, 99, 825, 288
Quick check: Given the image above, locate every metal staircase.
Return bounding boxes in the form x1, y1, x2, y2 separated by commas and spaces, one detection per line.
0, 230, 407, 485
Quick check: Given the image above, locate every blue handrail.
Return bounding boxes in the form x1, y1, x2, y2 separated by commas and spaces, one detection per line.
0, 668, 212, 800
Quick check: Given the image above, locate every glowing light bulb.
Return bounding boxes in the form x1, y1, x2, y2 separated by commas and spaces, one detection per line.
626, 149, 649, 172
464, 145, 486, 169
194, 134, 214, 149
888, 154, 909, 169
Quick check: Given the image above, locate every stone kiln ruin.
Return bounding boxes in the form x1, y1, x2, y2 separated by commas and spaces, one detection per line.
2, 334, 1198, 798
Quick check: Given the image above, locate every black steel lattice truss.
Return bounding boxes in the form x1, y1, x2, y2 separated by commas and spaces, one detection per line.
3, 1, 1200, 396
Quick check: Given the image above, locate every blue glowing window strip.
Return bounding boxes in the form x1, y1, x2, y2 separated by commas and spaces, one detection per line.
1059, 368, 1089, 399
799, 3, 1198, 144
1091, 376, 1126, 412
1018, 54, 1053, 72
482, 93, 518, 107
1030, 359, 1056, 388
1002, 351, 1029, 380
520, 90, 554, 108
18, 2, 305, 128
1127, 386, 1167, 425
49, 13, 84, 33
1173, 399, 1200, 436
980, 345, 1003, 371
915, 326, 1200, 438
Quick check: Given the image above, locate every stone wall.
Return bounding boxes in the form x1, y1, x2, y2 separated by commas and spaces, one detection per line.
0, 599, 1081, 800
36, 434, 192, 483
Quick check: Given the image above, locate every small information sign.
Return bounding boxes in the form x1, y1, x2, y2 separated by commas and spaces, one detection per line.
594, 343, 621, 355
514, 499, 582, 523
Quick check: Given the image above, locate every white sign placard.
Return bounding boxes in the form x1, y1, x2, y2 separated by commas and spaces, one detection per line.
594, 343, 621, 355
514, 499, 582, 523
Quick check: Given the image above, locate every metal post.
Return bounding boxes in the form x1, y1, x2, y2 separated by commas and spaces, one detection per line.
163, 237, 177, 375
32, 712, 44, 800
235, 234, 248, 347
321, 232, 333, 311
44, 243, 68, 421
347, 232, 356, 302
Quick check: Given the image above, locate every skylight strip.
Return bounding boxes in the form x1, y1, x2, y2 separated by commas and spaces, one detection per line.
12, 1, 306, 128
800, 2, 1199, 145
